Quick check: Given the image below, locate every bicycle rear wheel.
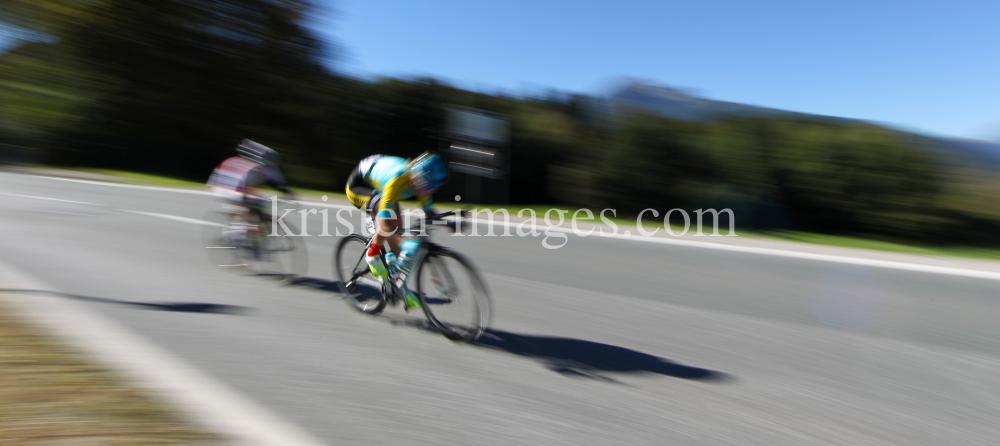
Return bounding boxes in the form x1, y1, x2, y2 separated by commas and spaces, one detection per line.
335, 234, 385, 314
416, 248, 491, 342
253, 219, 308, 280
201, 211, 249, 270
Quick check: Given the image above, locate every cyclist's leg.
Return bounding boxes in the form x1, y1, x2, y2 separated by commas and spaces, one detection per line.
346, 171, 404, 248
346, 172, 395, 277
374, 203, 405, 254
233, 195, 263, 260
245, 195, 265, 215
243, 195, 269, 236
211, 187, 250, 242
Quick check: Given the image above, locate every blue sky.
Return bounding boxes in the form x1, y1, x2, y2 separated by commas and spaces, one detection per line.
2, 1, 996, 140
325, 0, 1000, 140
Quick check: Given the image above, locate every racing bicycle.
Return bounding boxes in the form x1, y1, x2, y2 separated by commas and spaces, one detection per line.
201, 197, 307, 280
334, 210, 491, 342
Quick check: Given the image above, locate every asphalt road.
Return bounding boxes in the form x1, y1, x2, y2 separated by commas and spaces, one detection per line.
2, 171, 1000, 445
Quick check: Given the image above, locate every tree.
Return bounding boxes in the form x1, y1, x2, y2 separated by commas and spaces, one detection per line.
2, 0, 334, 179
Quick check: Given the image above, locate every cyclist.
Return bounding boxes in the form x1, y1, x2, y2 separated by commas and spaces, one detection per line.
208, 139, 293, 241
345, 152, 449, 302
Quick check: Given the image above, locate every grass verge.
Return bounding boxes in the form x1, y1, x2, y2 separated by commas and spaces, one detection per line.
448, 203, 1000, 261
746, 230, 1000, 261
0, 299, 221, 445
58, 168, 206, 188
55, 167, 345, 199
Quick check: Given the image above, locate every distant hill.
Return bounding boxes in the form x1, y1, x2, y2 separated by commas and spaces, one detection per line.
605, 80, 1000, 168
927, 137, 1000, 168
610, 82, 792, 121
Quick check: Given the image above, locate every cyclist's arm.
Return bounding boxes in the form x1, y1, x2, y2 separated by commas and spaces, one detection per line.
418, 192, 435, 219
261, 166, 293, 196
266, 182, 293, 197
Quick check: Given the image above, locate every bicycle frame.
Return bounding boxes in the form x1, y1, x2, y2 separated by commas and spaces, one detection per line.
203, 197, 306, 278
349, 211, 452, 310
337, 207, 488, 341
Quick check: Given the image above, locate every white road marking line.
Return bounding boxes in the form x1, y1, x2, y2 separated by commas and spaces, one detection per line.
0, 192, 101, 206
460, 220, 1000, 281
0, 260, 330, 446
33, 175, 353, 209
299, 201, 353, 209
0, 192, 220, 227
125, 210, 221, 227
38, 176, 212, 195
13, 178, 1000, 281
610, 231, 1000, 280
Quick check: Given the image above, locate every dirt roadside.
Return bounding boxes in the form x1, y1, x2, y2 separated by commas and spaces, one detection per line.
0, 296, 224, 445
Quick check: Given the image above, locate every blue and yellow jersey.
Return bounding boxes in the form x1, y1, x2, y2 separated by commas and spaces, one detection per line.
358, 155, 434, 218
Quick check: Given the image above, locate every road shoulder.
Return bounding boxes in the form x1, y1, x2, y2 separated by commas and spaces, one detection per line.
0, 258, 329, 446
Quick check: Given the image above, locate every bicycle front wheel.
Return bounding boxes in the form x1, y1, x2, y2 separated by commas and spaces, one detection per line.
335, 234, 385, 314
416, 248, 491, 342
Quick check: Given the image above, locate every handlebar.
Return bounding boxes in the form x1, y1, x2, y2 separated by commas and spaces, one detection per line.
405, 209, 472, 234
423, 209, 469, 224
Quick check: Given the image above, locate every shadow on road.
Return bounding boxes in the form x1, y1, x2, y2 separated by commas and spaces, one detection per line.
475, 329, 733, 383
380, 314, 732, 384
0, 289, 252, 315
289, 277, 383, 303
286, 277, 342, 294
299, 279, 733, 384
